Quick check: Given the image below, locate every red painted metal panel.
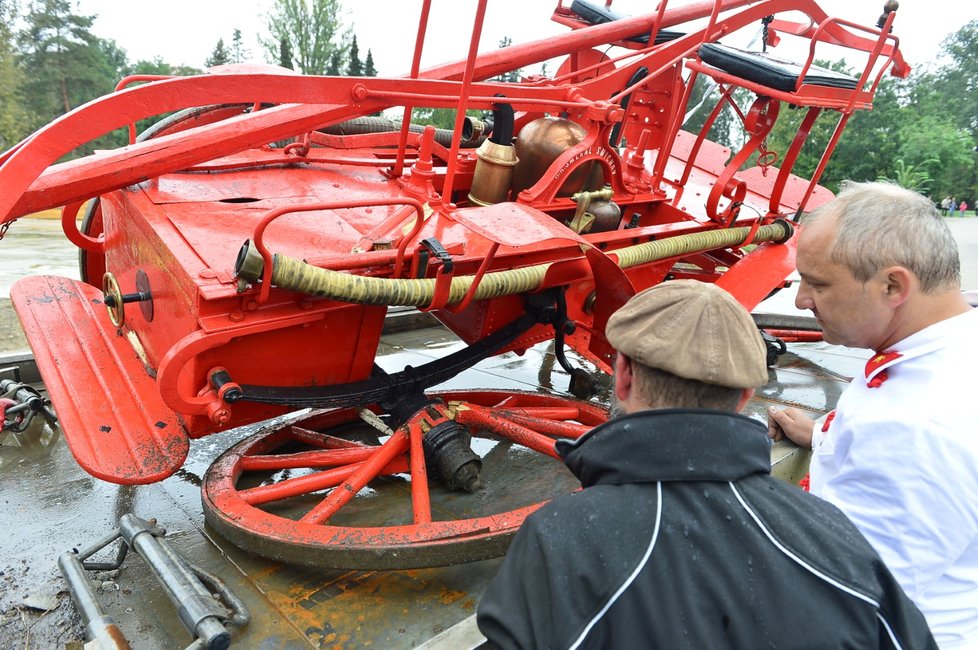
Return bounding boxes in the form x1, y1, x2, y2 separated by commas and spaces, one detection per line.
10, 275, 188, 484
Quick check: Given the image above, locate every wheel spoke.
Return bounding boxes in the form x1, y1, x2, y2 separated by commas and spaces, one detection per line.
496, 408, 591, 439
241, 447, 379, 471
407, 419, 432, 524
240, 456, 409, 506
456, 405, 559, 458
300, 429, 411, 524
288, 425, 369, 449
497, 406, 582, 419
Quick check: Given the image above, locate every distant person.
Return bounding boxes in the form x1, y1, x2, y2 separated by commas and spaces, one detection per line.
950, 197, 958, 217
768, 181, 978, 648
960, 199, 969, 215
478, 281, 935, 650
941, 196, 951, 216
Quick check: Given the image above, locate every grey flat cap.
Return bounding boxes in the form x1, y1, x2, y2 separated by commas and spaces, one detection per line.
605, 280, 769, 389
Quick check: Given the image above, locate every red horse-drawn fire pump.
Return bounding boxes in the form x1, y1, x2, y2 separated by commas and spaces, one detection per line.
0, 0, 906, 569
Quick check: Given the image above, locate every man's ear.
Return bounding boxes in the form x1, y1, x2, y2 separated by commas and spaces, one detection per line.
880, 266, 914, 307
614, 354, 633, 403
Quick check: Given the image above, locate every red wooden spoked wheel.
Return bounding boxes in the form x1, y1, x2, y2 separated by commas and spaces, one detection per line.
202, 389, 607, 569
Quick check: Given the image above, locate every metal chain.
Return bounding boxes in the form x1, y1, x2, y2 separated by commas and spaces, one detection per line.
0, 218, 13, 241
762, 15, 774, 52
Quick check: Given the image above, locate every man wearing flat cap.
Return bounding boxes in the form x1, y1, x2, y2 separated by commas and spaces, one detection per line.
477, 280, 933, 650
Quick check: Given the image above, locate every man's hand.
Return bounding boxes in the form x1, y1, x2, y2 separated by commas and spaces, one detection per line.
767, 407, 815, 448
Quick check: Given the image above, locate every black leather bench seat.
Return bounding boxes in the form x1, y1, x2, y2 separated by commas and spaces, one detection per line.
571, 0, 683, 45
698, 42, 859, 92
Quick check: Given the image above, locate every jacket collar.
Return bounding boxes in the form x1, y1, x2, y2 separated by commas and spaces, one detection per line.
556, 409, 771, 487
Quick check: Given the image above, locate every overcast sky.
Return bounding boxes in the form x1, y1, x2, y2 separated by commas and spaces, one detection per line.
74, 0, 974, 77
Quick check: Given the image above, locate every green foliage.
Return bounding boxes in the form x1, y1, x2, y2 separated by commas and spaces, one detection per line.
231, 28, 249, 64
278, 36, 293, 70
682, 76, 748, 150
206, 38, 230, 67
326, 50, 341, 75
411, 107, 481, 131
0, 0, 28, 151
261, 0, 350, 75
346, 34, 361, 76
364, 49, 376, 77
412, 108, 459, 130
16, 0, 127, 154
878, 158, 940, 193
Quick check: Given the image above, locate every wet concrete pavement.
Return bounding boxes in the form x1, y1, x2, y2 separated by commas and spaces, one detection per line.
1, 216, 977, 648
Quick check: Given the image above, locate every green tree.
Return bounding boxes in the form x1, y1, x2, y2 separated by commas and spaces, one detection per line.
934, 22, 978, 135
926, 23, 978, 197
125, 57, 200, 77
206, 37, 230, 67
231, 28, 249, 64
261, 0, 350, 75
878, 158, 940, 194
16, 0, 124, 150
278, 35, 293, 70
326, 50, 342, 75
346, 33, 361, 76
363, 48, 376, 76
412, 108, 458, 130
683, 75, 744, 150
0, 0, 28, 151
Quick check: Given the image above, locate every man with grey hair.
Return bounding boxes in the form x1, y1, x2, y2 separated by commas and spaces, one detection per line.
769, 181, 978, 648
478, 280, 933, 650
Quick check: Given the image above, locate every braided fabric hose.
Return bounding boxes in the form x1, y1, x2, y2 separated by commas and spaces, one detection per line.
264, 220, 790, 307
613, 221, 789, 269
272, 254, 551, 307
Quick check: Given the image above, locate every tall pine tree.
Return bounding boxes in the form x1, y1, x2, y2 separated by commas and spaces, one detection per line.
230, 28, 250, 64
278, 35, 293, 70
363, 48, 376, 76
346, 34, 361, 76
206, 38, 230, 67
0, 0, 27, 150
16, 0, 123, 147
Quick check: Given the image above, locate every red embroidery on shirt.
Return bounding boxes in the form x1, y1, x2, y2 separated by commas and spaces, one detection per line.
864, 351, 901, 388
821, 410, 836, 433
867, 370, 889, 388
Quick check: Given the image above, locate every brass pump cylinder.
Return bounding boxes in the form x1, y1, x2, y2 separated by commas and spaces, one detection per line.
468, 140, 519, 206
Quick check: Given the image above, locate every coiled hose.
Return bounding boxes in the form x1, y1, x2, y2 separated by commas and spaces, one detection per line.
240, 220, 791, 308
318, 116, 483, 148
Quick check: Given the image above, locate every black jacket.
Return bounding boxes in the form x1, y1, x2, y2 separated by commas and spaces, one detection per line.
477, 409, 935, 650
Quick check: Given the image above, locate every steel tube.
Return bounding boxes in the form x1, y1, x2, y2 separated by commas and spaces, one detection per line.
118, 515, 230, 650
58, 552, 130, 650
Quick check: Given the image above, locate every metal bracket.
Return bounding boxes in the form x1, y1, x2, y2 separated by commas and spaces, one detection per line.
416, 237, 454, 276
59, 513, 250, 650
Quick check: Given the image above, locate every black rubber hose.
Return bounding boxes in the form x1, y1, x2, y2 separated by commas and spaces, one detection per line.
489, 103, 514, 145
318, 116, 482, 148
